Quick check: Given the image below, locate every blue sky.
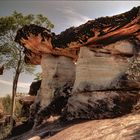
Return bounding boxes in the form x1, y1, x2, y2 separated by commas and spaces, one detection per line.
0, 1, 140, 96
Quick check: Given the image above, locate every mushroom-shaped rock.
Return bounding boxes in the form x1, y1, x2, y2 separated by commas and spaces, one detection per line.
15, 7, 140, 65
14, 6, 140, 126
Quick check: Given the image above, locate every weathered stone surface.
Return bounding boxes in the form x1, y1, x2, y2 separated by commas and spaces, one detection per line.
10, 7, 140, 139
39, 54, 75, 108
73, 41, 139, 93
73, 47, 127, 93
48, 114, 140, 140
6, 111, 140, 140
66, 91, 139, 120
65, 41, 140, 120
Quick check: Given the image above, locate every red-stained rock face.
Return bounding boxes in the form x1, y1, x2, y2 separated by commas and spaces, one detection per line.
15, 7, 140, 65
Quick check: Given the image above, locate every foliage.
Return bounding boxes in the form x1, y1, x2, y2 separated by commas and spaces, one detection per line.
0, 11, 54, 127
1, 94, 22, 117
0, 11, 54, 71
0, 124, 11, 140
2, 95, 11, 114
0, 94, 23, 140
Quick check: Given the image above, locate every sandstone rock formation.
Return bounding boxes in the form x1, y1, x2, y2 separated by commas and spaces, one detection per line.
13, 6, 140, 139
7, 113, 140, 140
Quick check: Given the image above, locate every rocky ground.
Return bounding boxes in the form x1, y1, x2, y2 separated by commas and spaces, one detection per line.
5, 110, 139, 140
48, 114, 140, 140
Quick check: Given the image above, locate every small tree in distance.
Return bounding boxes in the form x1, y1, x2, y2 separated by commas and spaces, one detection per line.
0, 11, 54, 128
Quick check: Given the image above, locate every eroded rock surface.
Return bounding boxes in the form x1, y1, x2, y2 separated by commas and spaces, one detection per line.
11, 6, 140, 140
48, 114, 140, 140
8, 113, 140, 140
39, 54, 75, 108
66, 44, 140, 120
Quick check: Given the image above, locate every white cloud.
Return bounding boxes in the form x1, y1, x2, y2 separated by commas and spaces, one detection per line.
0, 79, 30, 88
57, 8, 91, 27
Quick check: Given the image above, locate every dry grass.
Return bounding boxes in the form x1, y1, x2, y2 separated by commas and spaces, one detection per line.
0, 95, 22, 118
0, 94, 23, 140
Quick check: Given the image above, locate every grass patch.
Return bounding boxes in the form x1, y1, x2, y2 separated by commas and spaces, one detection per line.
0, 94, 25, 139
0, 124, 11, 140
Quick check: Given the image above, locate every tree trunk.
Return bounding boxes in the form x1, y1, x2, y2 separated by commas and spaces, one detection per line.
10, 56, 22, 129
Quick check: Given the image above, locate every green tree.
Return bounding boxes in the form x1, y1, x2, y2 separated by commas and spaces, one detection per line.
0, 11, 54, 128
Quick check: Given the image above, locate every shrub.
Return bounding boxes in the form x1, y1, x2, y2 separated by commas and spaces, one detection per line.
2, 95, 11, 114
0, 124, 11, 140
1, 94, 23, 120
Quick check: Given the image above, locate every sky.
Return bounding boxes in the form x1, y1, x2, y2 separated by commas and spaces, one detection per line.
0, 0, 140, 96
